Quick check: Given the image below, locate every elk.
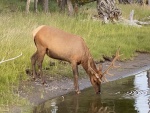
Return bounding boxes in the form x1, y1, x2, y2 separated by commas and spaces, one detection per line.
31, 25, 121, 94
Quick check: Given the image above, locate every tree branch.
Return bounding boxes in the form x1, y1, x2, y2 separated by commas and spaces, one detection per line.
0, 53, 22, 64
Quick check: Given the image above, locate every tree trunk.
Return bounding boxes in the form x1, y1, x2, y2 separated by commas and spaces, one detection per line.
141, 0, 144, 4
61, 0, 67, 12
26, 0, 30, 13
43, 0, 49, 13
34, 0, 38, 12
57, 0, 66, 12
118, 0, 123, 3
67, 0, 74, 16
118, 0, 133, 4
148, 0, 150, 5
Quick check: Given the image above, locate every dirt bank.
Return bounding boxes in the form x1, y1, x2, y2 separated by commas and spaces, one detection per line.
12, 53, 150, 113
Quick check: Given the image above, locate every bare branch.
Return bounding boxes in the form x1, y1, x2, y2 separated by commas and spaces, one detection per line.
0, 53, 22, 64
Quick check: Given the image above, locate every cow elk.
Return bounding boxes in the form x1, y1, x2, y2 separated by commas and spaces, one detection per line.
31, 25, 121, 94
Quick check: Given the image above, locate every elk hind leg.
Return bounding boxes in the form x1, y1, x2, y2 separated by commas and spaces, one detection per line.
31, 51, 38, 80
37, 50, 46, 84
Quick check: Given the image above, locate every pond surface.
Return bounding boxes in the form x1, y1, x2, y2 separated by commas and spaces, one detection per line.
34, 70, 150, 113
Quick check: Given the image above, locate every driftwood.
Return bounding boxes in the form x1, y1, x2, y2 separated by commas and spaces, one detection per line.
118, 10, 150, 27
97, 0, 122, 23
134, 20, 150, 25
92, 8, 150, 27
0, 53, 22, 64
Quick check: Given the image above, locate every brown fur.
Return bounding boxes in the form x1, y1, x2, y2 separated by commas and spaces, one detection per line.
31, 25, 103, 94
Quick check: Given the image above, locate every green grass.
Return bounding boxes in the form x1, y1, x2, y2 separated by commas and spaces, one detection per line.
0, 0, 150, 112
119, 4, 150, 20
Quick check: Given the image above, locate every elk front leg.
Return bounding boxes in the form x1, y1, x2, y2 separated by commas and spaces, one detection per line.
71, 62, 80, 94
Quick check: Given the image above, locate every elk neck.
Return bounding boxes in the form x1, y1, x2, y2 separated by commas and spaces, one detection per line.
81, 55, 98, 76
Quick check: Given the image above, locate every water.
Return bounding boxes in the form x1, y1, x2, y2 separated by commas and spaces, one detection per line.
33, 70, 150, 113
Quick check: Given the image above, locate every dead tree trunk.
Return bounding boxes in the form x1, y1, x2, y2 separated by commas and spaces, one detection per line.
148, 0, 150, 5
26, 0, 38, 13
97, 0, 122, 23
57, 0, 76, 15
118, 0, 133, 4
43, 0, 49, 13
26, 0, 49, 13
26, 0, 30, 13
57, 0, 66, 12
67, 0, 74, 16
34, 0, 38, 12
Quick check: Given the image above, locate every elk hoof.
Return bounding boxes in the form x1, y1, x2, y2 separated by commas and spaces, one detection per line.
32, 77, 36, 81
42, 80, 47, 85
76, 90, 81, 94
96, 91, 101, 94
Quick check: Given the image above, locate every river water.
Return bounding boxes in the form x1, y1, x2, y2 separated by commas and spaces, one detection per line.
33, 70, 150, 113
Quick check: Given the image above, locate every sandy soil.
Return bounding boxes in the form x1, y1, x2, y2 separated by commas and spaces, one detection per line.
12, 53, 150, 113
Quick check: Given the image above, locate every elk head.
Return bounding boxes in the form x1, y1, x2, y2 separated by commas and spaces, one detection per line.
88, 47, 122, 94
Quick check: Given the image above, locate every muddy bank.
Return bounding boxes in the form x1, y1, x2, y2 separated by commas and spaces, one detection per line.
13, 53, 150, 113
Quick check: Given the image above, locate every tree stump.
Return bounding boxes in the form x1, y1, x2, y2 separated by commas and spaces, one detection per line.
97, 0, 122, 23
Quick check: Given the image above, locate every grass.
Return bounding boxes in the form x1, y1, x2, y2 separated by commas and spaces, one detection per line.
119, 4, 150, 20
0, 0, 150, 112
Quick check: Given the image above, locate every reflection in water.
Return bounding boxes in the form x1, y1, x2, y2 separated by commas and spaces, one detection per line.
133, 71, 150, 113
33, 99, 58, 113
61, 95, 116, 113
34, 94, 116, 113
34, 70, 150, 113
51, 101, 58, 113
147, 70, 150, 88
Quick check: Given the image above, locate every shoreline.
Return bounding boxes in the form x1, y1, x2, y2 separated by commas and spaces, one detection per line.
12, 53, 150, 113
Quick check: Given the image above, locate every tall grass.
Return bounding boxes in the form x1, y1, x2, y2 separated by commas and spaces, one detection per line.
0, 0, 150, 112
119, 4, 150, 20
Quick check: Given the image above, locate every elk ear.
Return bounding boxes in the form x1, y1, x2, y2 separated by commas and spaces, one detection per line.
98, 64, 102, 71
